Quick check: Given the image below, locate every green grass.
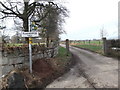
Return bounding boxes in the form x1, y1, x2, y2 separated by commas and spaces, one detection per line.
70, 40, 103, 54
71, 40, 103, 45
57, 46, 71, 65
90, 41, 103, 44
57, 46, 71, 57
85, 41, 103, 45
74, 45, 103, 54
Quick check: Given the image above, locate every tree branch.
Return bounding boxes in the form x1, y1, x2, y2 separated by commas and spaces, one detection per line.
27, 3, 36, 17
34, 10, 50, 22
1, 11, 14, 14
0, 14, 16, 19
15, 6, 21, 15
0, 1, 22, 19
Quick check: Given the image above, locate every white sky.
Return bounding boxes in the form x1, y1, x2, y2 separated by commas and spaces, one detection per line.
1, 0, 120, 40
60, 0, 120, 40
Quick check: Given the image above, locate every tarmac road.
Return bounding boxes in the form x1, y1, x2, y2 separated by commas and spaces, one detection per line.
46, 45, 118, 88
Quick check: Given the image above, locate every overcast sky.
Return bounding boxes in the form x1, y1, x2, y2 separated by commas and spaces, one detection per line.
1, 0, 120, 40
60, 0, 120, 40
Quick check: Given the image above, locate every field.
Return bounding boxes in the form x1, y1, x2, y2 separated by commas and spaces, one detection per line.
70, 40, 103, 54
70, 40, 103, 45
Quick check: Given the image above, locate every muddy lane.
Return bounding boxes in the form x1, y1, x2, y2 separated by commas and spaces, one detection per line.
46, 45, 118, 88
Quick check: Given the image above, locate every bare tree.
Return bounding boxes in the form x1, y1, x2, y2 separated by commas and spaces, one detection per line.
0, 0, 68, 44
33, 2, 68, 47
0, 0, 49, 43
100, 26, 107, 39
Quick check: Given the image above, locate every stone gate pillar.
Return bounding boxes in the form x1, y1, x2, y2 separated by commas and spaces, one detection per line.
102, 37, 109, 55
66, 39, 69, 56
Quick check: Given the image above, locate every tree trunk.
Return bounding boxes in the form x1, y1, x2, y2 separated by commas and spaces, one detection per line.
23, 18, 29, 43
23, 2, 29, 44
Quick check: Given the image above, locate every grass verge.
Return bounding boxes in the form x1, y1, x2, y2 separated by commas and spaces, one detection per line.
50, 46, 72, 73
33, 46, 73, 88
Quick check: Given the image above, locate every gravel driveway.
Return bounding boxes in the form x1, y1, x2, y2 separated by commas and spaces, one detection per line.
46, 45, 118, 88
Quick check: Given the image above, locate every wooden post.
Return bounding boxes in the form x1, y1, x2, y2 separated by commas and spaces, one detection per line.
66, 39, 69, 56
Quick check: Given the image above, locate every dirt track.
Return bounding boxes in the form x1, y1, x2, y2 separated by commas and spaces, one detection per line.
46, 44, 118, 88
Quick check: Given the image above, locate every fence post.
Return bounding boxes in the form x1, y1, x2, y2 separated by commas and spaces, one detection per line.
66, 39, 69, 56
102, 37, 108, 55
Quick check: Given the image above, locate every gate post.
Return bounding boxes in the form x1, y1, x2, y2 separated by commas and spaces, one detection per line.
102, 37, 108, 55
66, 39, 69, 56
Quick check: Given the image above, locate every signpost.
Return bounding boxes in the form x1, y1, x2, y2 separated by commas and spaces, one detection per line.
22, 0, 55, 74
21, 21, 39, 73
30, 21, 38, 31
21, 32, 39, 37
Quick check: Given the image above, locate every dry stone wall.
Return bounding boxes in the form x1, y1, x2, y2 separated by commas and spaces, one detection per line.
0, 45, 58, 77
